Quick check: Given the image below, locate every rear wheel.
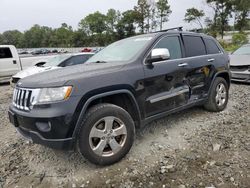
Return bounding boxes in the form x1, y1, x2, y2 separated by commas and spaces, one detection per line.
204, 77, 229, 112
77, 103, 135, 165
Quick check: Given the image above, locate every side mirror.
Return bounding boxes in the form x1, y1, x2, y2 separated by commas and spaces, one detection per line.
146, 48, 170, 64
35, 62, 46, 67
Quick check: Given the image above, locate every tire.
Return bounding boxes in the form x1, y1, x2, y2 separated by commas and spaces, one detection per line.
204, 77, 229, 112
77, 103, 135, 166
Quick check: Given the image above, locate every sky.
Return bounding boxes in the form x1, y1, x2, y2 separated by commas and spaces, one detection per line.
0, 0, 214, 33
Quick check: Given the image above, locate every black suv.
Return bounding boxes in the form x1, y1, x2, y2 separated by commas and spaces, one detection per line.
9, 28, 231, 165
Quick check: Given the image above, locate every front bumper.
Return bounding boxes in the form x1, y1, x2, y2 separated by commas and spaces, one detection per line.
231, 71, 250, 83
16, 126, 74, 150
8, 101, 79, 150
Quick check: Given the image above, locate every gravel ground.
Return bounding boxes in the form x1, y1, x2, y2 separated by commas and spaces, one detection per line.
0, 83, 249, 188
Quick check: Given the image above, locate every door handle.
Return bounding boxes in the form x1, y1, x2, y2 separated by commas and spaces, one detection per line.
207, 58, 215, 62
178, 63, 188, 67
13, 60, 17, 64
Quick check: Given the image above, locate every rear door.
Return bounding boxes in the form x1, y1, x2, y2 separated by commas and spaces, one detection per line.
203, 37, 224, 93
181, 35, 214, 100
143, 35, 191, 117
0, 47, 19, 78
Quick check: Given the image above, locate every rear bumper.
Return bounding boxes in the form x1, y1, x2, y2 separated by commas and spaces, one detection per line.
231, 71, 250, 83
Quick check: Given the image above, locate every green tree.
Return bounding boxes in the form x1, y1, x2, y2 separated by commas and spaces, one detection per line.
72, 29, 88, 47
1, 30, 23, 47
206, 0, 234, 39
116, 10, 137, 39
22, 25, 53, 47
0, 34, 3, 44
149, 1, 157, 32
184, 8, 205, 29
156, 0, 172, 31
233, 0, 250, 31
79, 11, 107, 35
232, 32, 248, 45
106, 9, 120, 33
50, 23, 74, 47
134, 0, 151, 33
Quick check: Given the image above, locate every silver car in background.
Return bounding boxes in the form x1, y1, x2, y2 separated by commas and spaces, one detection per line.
11, 52, 94, 85
230, 44, 250, 83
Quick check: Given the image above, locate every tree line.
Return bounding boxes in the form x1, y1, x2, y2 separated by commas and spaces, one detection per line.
0, 0, 249, 48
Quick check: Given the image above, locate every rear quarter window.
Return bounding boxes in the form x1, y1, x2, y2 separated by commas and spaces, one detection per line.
183, 36, 206, 57
0, 48, 13, 59
204, 38, 221, 54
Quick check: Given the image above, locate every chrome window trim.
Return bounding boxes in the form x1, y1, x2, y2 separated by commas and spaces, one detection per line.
143, 34, 224, 66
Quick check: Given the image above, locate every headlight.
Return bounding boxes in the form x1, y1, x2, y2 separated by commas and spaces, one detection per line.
37, 86, 72, 103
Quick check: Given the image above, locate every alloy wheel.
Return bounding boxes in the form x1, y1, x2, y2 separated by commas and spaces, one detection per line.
89, 116, 127, 157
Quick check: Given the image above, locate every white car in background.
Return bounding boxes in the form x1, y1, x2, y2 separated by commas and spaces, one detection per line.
230, 44, 250, 83
11, 52, 94, 85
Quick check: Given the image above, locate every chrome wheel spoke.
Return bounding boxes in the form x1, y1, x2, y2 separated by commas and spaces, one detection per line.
216, 94, 219, 102
93, 139, 107, 156
109, 139, 122, 154
90, 127, 105, 138
104, 116, 115, 131
216, 83, 227, 107
221, 92, 226, 99
113, 124, 127, 136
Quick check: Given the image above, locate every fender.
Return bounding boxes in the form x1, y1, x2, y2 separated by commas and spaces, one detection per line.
72, 89, 141, 139
208, 70, 231, 95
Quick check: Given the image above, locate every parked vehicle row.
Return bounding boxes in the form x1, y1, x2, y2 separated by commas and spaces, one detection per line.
8, 28, 232, 165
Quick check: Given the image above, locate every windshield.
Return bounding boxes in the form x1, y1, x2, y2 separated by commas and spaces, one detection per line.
233, 45, 250, 55
44, 54, 72, 67
86, 36, 153, 63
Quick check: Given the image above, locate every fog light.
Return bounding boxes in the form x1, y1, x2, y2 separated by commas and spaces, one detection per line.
36, 122, 51, 132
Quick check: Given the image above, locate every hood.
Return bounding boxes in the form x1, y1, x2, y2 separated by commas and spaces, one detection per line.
229, 55, 250, 66
13, 66, 60, 79
18, 62, 125, 88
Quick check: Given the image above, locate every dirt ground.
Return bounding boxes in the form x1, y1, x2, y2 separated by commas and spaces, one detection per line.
0, 83, 249, 188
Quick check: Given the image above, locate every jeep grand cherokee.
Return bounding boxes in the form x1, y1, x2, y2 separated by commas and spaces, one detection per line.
9, 28, 231, 165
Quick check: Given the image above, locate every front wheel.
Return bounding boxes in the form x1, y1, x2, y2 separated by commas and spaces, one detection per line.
204, 77, 229, 112
77, 103, 135, 165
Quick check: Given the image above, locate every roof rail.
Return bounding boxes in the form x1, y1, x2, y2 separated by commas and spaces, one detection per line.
153, 26, 183, 33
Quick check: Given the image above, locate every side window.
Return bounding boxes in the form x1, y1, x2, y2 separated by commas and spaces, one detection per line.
183, 36, 206, 57
0, 48, 13, 59
204, 38, 221, 54
154, 36, 182, 60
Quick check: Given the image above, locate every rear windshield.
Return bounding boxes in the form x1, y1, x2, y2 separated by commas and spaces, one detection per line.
0, 48, 13, 59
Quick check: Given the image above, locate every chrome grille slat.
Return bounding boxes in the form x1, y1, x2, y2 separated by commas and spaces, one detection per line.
12, 88, 37, 111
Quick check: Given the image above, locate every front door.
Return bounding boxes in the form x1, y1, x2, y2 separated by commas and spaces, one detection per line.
143, 35, 191, 117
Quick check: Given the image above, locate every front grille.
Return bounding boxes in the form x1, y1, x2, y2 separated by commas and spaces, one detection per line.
13, 88, 39, 111
230, 65, 249, 72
